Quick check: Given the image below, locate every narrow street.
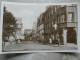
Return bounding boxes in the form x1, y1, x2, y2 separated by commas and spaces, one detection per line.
2, 3, 78, 52
4, 41, 77, 52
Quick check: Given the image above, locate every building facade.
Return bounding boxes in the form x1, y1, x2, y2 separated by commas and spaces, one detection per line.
37, 14, 45, 43
15, 18, 24, 43
56, 5, 77, 44
37, 4, 77, 45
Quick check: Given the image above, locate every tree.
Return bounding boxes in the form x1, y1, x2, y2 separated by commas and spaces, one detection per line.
2, 6, 16, 42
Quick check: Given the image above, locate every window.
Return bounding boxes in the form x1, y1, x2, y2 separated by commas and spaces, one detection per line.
67, 12, 74, 22
60, 15, 65, 23
58, 16, 60, 23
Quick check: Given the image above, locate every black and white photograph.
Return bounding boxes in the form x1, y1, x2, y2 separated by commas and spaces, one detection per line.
0, 53, 79, 60
1, 2, 78, 52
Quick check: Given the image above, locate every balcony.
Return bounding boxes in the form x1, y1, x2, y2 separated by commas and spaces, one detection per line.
58, 22, 77, 28
66, 22, 77, 27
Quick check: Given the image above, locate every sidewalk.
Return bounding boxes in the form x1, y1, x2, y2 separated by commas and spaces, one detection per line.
63, 43, 77, 48
3, 41, 77, 52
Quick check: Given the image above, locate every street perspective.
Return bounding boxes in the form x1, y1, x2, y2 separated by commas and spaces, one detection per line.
1, 2, 78, 52
0, 53, 79, 60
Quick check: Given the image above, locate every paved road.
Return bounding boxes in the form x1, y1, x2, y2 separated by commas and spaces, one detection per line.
4, 41, 77, 52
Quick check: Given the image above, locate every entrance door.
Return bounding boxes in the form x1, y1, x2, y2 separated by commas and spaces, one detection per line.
67, 28, 77, 44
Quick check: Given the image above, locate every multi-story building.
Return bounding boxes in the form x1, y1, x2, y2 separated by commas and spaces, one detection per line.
15, 18, 24, 43
56, 5, 77, 44
37, 13, 46, 43
32, 21, 37, 42
37, 6, 58, 44
37, 4, 77, 45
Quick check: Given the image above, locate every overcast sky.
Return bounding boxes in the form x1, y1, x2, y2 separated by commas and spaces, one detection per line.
3, 3, 48, 30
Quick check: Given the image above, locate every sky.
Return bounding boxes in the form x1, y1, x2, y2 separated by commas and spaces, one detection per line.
3, 3, 48, 30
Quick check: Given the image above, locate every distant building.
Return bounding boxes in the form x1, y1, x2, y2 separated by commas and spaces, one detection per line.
32, 21, 38, 41
24, 29, 33, 41
37, 14, 45, 43
15, 18, 24, 43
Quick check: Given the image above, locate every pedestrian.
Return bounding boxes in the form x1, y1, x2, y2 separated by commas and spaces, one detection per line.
49, 38, 52, 44
57, 33, 60, 46
9, 35, 15, 46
